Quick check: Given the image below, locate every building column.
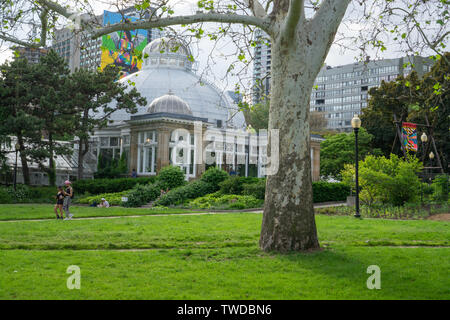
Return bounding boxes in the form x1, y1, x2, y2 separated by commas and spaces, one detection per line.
129, 131, 138, 175
312, 142, 321, 182
157, 128, 170, 172
195, 126, 205, 179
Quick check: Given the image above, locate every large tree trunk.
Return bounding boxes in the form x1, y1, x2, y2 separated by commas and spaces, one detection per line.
17, 135, 30, 185
77, 139, 85, 181
259, 33, 323, 252
47, 133, 56, 186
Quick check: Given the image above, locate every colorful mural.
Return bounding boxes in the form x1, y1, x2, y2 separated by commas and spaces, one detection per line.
101, 11, 148, 79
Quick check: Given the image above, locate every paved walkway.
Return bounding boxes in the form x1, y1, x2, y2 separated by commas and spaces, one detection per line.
0, 202, 346, 223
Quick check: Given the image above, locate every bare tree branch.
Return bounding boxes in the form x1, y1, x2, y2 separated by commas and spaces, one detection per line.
91, 13, 272, 38
309, 0, 351, 43
283, 0, 304, 40
243, 0, 268, 19
0, 33, 41, 48
39, 8, 49, 47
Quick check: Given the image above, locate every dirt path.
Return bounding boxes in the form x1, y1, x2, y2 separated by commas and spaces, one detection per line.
0, 202, 346, 223
426, 213, 450, 221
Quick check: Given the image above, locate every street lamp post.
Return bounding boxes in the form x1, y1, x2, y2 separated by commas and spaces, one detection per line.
351, 114, 361, 218
13, 143, 20, 191
420, 133, 428, 203
429, 152, 435, 183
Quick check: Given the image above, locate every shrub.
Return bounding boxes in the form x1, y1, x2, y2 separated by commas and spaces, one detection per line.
0, 188, 12, 204
219, 176, 262, 195
154, 180, 214, 206
341, 154, 423, 206
312, 181, 350, 203
0, 185, 55, 204
219, 176, 244, 195
72, 177, 155, 195
200, 167, 229, 191
156, 165, 186, 190
242, 179, 266, 200
75, 191, 130, 206
431, 174, 449, 202
122, 183, 161, 207
188, 193, 263, 210
315, 203, 449, 220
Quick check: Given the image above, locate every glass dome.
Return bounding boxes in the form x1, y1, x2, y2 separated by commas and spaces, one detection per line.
102, 38, 246, 129
147, 91, 193, 116
142, 37, 194, 70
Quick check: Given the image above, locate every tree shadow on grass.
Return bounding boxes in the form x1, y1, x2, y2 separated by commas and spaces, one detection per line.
267, 245, 449, 299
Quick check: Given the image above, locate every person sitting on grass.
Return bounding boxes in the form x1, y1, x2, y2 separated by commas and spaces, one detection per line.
98, 198, 110, 208
54, 186, 65, 220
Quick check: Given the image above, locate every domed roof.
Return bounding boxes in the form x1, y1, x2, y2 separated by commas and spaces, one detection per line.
102, 47, 247, 129
143, 37, 191, 57
142, 37, 194, 71
147, 91, 193, 116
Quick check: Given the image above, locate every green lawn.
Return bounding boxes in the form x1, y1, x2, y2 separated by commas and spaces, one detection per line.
0, 205, 448, 299
0, 204, 202, 221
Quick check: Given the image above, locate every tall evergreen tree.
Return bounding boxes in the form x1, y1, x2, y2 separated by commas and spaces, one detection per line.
27, 50, 73, 186
0, 58, 42, 185
64, 65, 146, 180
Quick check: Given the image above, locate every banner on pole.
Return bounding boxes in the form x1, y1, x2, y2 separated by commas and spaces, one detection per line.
402, 122, 418, 152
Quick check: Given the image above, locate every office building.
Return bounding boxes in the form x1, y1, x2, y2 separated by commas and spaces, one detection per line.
12, 46, 49, 64
310, 56, 433, 131
252, 30, 434, 131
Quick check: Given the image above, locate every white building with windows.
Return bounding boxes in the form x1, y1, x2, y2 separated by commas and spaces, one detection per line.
92, 37, 324, 180
2, 37, 324, 186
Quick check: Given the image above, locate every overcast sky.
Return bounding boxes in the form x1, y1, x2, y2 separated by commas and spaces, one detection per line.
0, 0, 442, 92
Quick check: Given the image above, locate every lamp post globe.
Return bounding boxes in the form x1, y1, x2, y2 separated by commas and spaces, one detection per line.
420, 132, 428, 143
351, 114, 361, 218
351, 114, 361, 129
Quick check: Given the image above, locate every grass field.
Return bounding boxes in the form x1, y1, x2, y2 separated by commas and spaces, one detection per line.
0, 204, 201, 221
0, 204, 448, 299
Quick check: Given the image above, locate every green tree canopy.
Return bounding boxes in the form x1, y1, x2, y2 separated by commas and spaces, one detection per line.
362, 53, 449, 173
320, 127, 382, 180
64, 64, 147, 180
341, 154, 423, 206
0, 58, 43, 185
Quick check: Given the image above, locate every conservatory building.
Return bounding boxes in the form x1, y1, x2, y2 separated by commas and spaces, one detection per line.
92, 37, 323, 181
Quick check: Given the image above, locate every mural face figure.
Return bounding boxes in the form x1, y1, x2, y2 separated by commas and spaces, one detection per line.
109, 29, 139, 79
100, 12, 148, 80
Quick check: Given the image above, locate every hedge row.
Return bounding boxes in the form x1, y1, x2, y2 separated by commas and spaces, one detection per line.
312, 181, 350, 203
72, 177, 156, 195
219, 177, 349, 203
0, 185, 56, 204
